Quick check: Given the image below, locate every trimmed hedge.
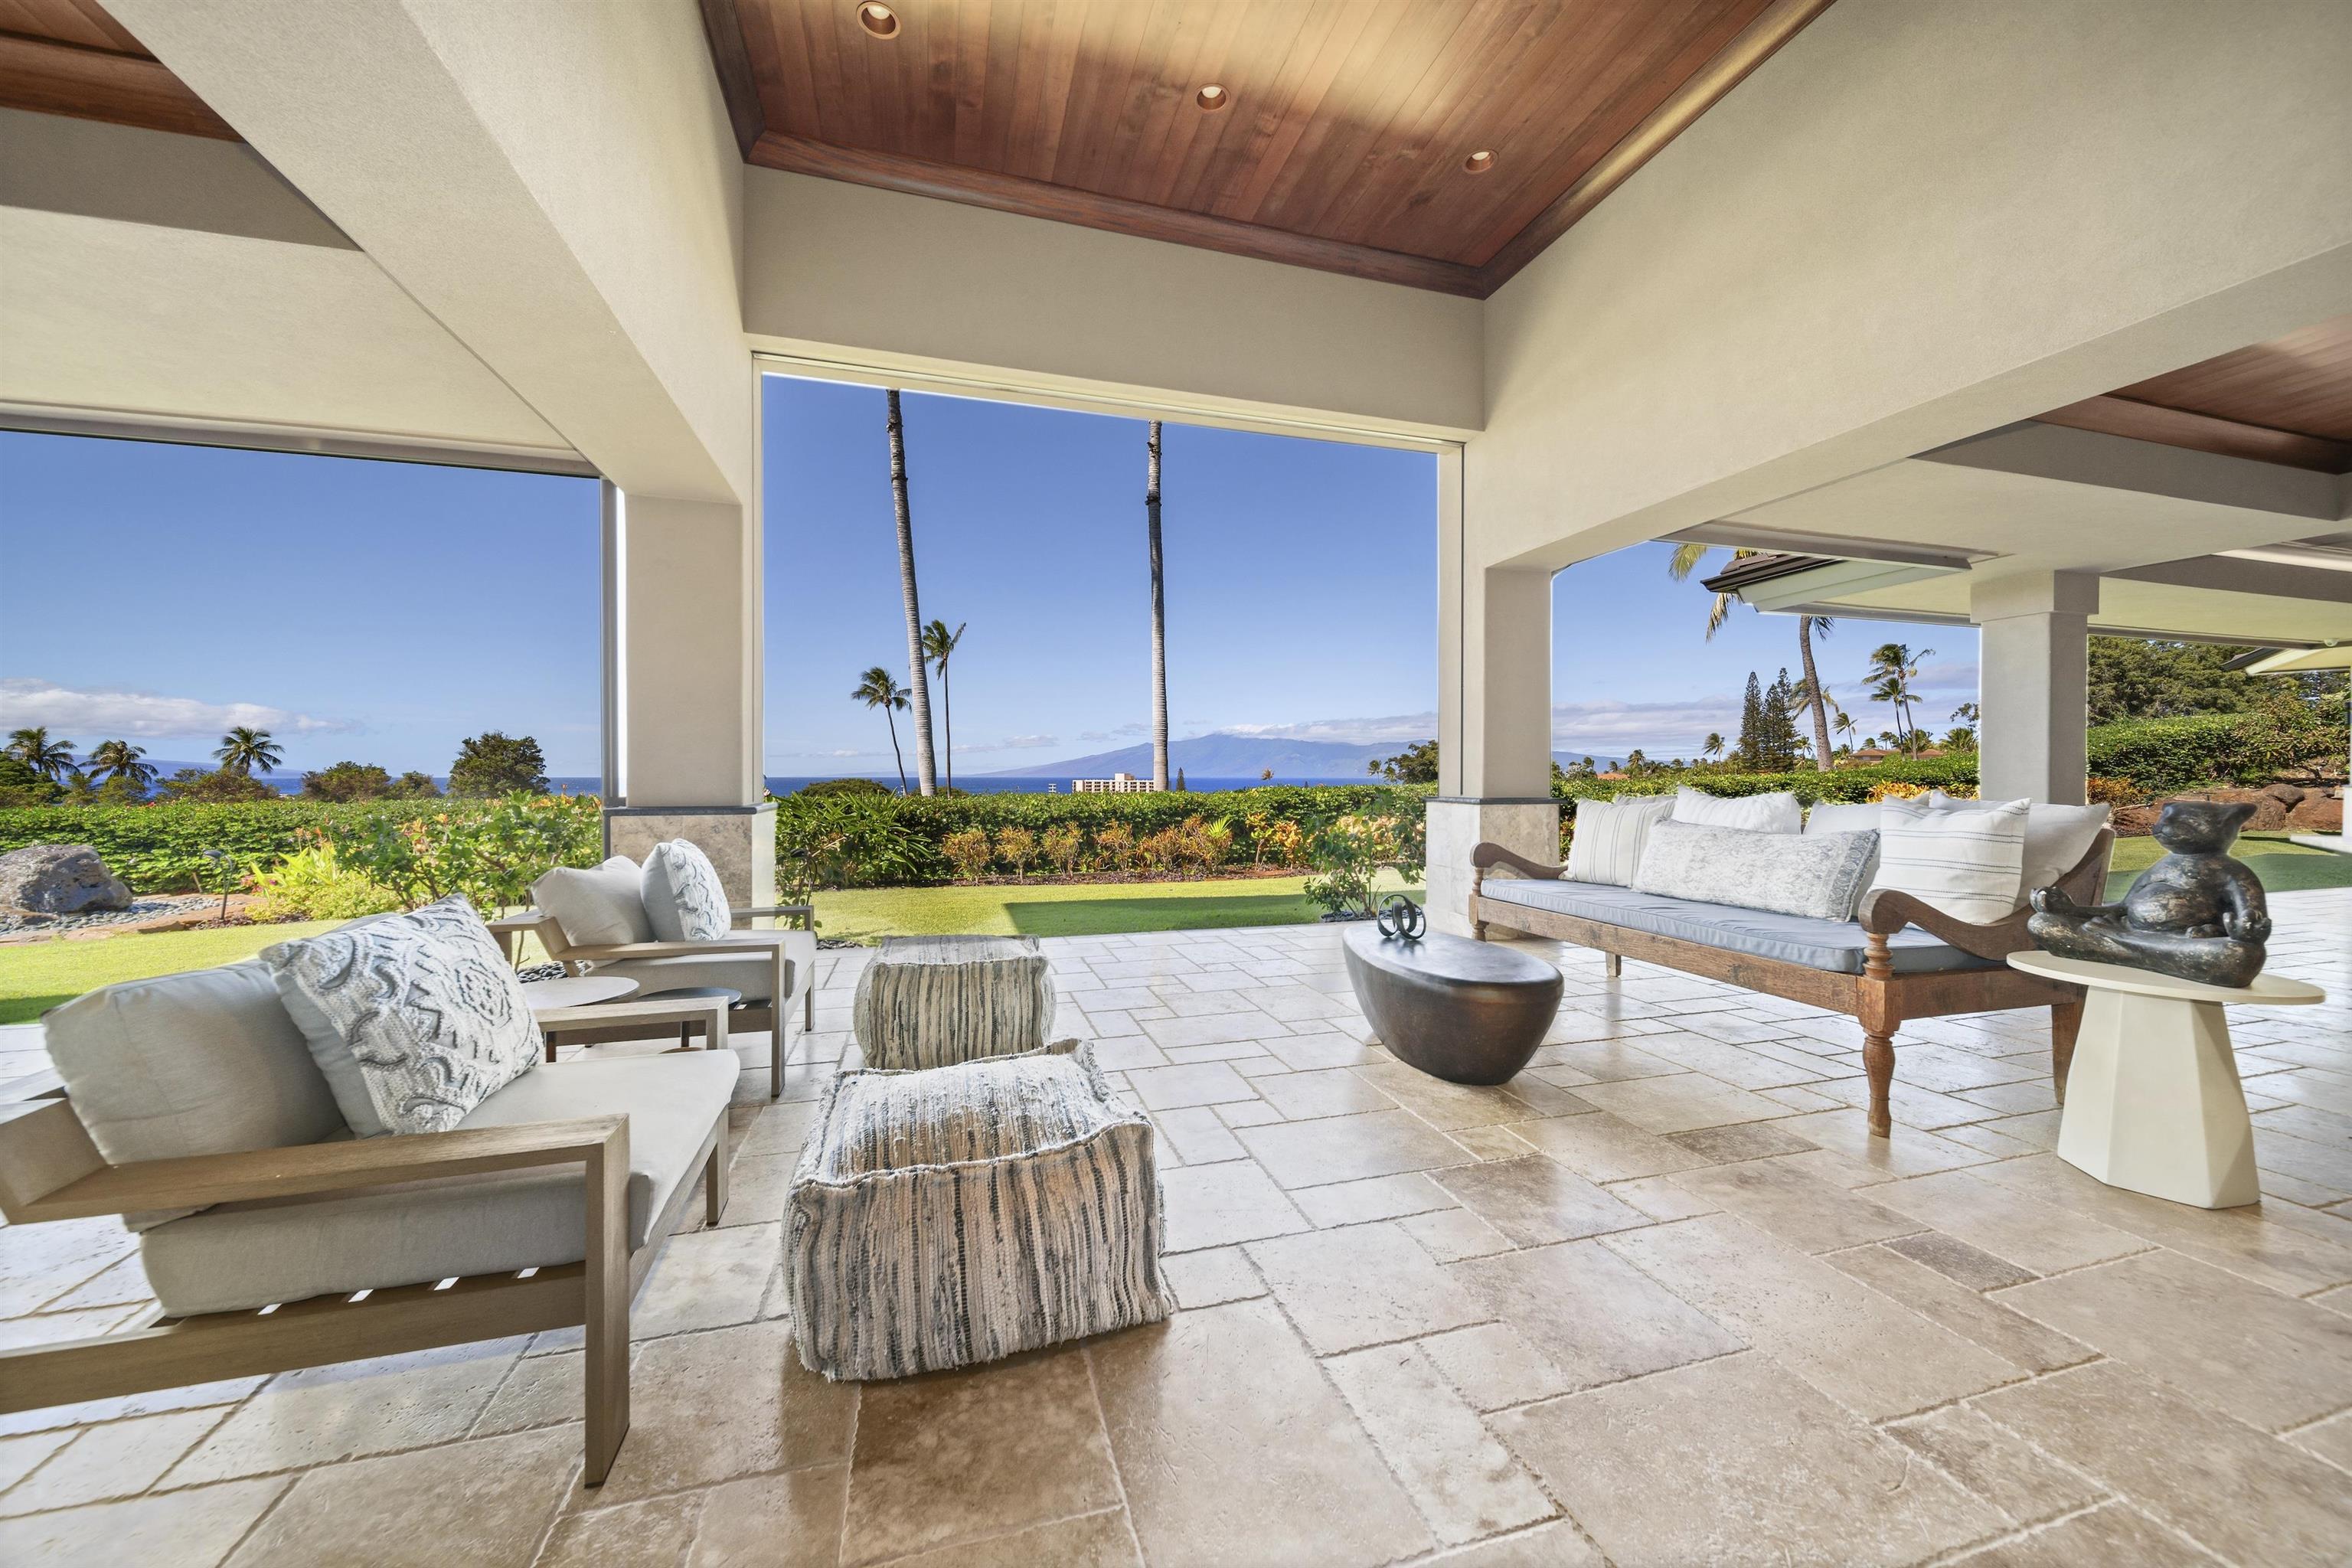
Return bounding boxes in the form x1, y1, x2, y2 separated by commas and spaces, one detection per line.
1555, 755, 1978, 806
0, 800, 466, 892
2085, 710, 2344, 796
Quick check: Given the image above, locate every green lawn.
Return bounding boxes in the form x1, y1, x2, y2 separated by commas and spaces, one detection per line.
2102, 832, 2351, 900
0, 921, 339, 1024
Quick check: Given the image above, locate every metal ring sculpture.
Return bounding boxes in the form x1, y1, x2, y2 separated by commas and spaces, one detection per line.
1375, 893, 1426, 941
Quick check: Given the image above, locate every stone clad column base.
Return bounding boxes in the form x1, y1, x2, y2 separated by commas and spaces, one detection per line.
605, 803, 776, 907
1425, 798, 1560, 938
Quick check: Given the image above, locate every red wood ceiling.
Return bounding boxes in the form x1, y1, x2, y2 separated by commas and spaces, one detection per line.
0, 0, 233, 139
2040, 318, 2352, 475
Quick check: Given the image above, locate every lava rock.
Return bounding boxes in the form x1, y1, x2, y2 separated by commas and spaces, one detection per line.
0, 844, 134, 915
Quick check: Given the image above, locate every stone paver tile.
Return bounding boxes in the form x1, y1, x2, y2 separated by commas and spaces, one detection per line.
472, 1349, 590, 1437
1234, 1110, 1472, 1189
1603, 1174, 1717, 1221
228, 1426, 576, 1568
1827, 1244, 2092, 1376
1883, 1230, 2038, 1290
0, 1477, 286, 1568
738, 1098, 821, 1158
1605, 1216, 2016, 1420
1662, 1119, 1821, 1163
690, 1463, 847, 1568
1138, 1014, 1288, 1054
1153, 989, 1261, 1018
1245, 1222, 1486, 1354
1164, 1040, 1281, 1066
1240, 983, 1359, 1023
1256, 1030, 1384, 1071
0, 1217, 134, 1318
717, 1153, 792, 1228
1251, 1068, 1394, 1121
1160, 1246, 1265, 1308
1567, 1073, 1793, 1134
1290, 1171, 1456, 1227
0, 1376, 266, 1442
0, 1428, 73, 1493
0, 1407, 220, 1516
1214, 1098, 1284, 1129
844, 1348, 1120, 1566
1122, 1061, 1259, 1109
537, 1494, 701, 1568
1956, 1080, 2062, 1116
1158, 1160, 1312, 1252
1867, 1168, 2147, 1276
1152, 1106, 1246, 1164
1667, 1158, 1922, 1254
1806, 1073, 2011, 1131
1432, 1156, 1648, 1247
1889, 1041, 2049, 1094
590, 1319, 854, 1503
1883, 1404, 2105, 1526
1417, 1322, 1574, 1413
1451, 1240, 1742, 1393
1946, 1502, 2219, 1567
632, 1221, 778, 1339
1089, 1298, 1432, 1568
2288, 1408, 2352, 1472
166, 1339, 521, 1485
1400, 1204, 1517, 1263
1994, 1249, 2352, 1432
1768, 1109, 1994, 1177
1445, 1124, 1542, 1161
1504, 1112, 1710, 1183
1089, 1037, 1169, 1071
38, 1253, 154, 1312
1527, 1040, 1683, 1083
1325, 1344, 1555, 1546
1416, 1518, 1604, 1566
1493, 1353, 2002, 1566
881, 1508, 1142, 1568
1971, 1361, 2352, 1566
1634, 1032, 1836, 1090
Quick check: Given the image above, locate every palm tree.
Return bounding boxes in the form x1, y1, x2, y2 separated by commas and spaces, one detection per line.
1865, 643, 1933, 756
1145, 420, 1170, 792
884, 390, 938, 795
1700, 732, 1725, 763
1832, 707, 1860, 759
852, 665, 911, 793
5, 727, 76, 782
921, 619, 965, 794
214, 726, 283, 776
87, 739, 157, 791
1666, 545, 1834, 770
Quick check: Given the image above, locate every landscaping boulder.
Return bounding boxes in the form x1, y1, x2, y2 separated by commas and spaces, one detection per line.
0, 844, 134, 915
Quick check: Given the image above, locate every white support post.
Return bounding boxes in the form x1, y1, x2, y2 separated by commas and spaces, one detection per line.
1972, 571, 2098, 806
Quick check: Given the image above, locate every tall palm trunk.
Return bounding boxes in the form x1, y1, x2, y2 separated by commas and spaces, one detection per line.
1797, 617, 1833, 771
939, 660, 952, 794
884, 707, 906, 794
1146, 420, 1170, 792
885, 390, 938, 795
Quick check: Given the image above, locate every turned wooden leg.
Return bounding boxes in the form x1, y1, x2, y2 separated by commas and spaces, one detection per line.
2050, 997, 2083, 1106
1863, 1030, 1896, 1138
1472, 920, 1488, 941
582, 1122, 632, 1487
705, 1116, 729, 1227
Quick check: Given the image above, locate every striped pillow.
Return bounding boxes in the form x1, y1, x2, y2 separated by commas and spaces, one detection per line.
1566, 795, 1676, 887
1874, 800, 2029, 925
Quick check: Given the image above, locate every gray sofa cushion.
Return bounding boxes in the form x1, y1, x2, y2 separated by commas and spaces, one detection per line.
45, 960, 348, 1230
531, 856, 652, 948
641, 840, 730, 942
1479, 877, 1996, 975
1632, 819, 1878, 921
138, 1051, 736, 1317
588, 928, 813, 1008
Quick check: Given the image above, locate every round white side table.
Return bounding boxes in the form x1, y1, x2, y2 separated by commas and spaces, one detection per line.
518, 975, 639, 1011
2007, 950, 2325, 1210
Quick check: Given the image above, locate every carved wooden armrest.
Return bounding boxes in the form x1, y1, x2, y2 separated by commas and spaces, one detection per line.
1856, 889, 2032, 962
1, 1108, 626, 1225
1470, 843, 1566, 881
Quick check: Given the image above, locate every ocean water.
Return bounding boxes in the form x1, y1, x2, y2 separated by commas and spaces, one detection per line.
244, 774, 1371, 799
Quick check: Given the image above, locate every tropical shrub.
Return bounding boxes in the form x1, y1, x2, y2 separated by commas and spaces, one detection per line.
2083, 710, 2344, 795
0, 799, 466, 890
301, 761, 395, 802
247, 842, 404, 922
319, 793, 602, 914
942, 828, 993, 882
1303, 812, 1420, 918
995, 825, 1037, 880
157, 767, 279, 804
795, 777, 893, 799
1040, 822, 1083, 875
448, 732, 550, 797
1092, 822, 1134, 877
0, 756, 62, 808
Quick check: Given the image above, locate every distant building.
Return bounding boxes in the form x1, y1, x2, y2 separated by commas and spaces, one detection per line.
1073, 772, 1155, 794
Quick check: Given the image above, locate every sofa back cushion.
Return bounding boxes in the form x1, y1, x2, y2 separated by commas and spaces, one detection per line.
1632, 819, 1880, 921
1566, 795, 1675, 887
263, 896, 542, 1137
1804, 802, 1884, 890
1874, 800, 2030, 925
531, 856, 652, 949
641, 839, 730, 942
1925, 792, 2110, 903
46, 960, 347, 1229
1673, 786, 1802, 835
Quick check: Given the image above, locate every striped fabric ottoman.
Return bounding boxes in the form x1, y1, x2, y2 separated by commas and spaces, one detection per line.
784, 1040, 1173, 1381
852, 933, 1056, 1070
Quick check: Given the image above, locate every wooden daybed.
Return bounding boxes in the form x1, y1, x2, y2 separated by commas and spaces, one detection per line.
1468, 829, 2114, 1137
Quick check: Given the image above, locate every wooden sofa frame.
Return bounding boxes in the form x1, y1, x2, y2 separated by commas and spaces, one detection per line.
0, 1094, 728, 1487
1468, 829, 2114, 1137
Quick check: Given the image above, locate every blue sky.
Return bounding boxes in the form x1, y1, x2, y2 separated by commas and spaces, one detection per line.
2, 391, 1974, 779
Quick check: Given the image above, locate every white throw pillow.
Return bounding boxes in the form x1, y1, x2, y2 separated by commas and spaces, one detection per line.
1566, 795, 1676, 886
642, 839, 731, 942
1673, 786, 1802, 835
531, 855, 652, 948
1925, 792, 2110, 903
1874, 800, 2030, 925
1803, 802, 1885, 903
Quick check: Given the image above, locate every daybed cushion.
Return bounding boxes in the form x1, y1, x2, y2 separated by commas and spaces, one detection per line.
138, 1051, 736, 1318
1478, 877, 1998, 975
532, 856, 652, 948
588, 927, 814, 1008
264, 897, 543, 1138
1566, 795, 1676, 887
1673, 786, 1801, 834
1632, 820, 1878, 922
642, 840, 731, 942
1926, 792, 2110, 903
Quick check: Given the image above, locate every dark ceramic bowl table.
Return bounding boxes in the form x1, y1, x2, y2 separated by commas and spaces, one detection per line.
1341, 924, 1564, 1086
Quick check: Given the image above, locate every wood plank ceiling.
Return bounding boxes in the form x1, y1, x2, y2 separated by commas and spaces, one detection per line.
2039, 317, 2352, 475
707, 0, 1832, 296
0, 0, 233, 139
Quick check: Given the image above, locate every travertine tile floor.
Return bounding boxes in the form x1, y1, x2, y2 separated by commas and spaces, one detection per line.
2, 890, 2349, 1566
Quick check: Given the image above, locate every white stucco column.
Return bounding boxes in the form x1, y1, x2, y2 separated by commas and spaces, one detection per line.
1972, 570, 2099, 806
1429, 449, 1560, 935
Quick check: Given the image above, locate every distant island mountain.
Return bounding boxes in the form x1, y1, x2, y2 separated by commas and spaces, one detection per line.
982, 733, 1414, 779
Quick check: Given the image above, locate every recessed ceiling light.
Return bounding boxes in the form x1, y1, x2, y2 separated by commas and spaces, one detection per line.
1463, 150, 1496, 175
1195, 84, 1230, 112
858, 2, 899, 39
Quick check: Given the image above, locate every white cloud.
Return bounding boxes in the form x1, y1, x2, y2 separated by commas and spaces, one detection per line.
0, 678, 354, 742
1222, 712, 1439, 746
956, 734, 1060, 753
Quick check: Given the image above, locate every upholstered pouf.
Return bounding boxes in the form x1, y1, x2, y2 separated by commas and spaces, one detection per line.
784, 1041, 1173, 1380
852, 934, 1055, 1070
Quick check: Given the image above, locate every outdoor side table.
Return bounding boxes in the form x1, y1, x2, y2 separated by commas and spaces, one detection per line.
533, 992, 733, 1063
636, 985, 745, 1050
2007, 950, 2327, 1210
854, 934, 1057, 1070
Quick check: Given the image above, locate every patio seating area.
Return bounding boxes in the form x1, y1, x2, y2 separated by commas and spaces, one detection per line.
2, 891, 2346, 1566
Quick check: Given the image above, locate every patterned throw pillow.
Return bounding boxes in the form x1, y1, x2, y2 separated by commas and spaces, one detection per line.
642, 839, 731, 942
1631, 819, 1880, 920
263, 897, 542, 1137
1566, 795, 1676, 887
1873, 800, 2030, 925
